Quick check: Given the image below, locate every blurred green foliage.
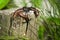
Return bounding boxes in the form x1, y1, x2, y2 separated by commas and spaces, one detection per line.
31, 0, 42, 8
5, 0, 17, 9
0, 36, 27, 40
48, 0, 60, 14
0, 0, 10, 9
38, 25, 45, 40
22, 0, 27, 7
43, 17, 60, 40
37, 0, 60, 40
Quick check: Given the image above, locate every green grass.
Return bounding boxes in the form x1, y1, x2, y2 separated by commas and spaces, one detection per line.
0, 36, 28, 40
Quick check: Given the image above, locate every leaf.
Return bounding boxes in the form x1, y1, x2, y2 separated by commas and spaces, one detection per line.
0, 0, 10, 9
38, 25, 45, 40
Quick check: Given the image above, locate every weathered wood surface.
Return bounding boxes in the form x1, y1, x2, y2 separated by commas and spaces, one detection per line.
0, 8, 39, 40
0, 8, 17, 36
